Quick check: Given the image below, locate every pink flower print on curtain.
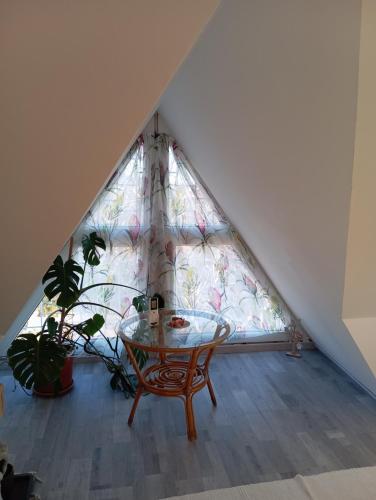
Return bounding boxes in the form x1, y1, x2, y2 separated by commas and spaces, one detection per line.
243, 274, 258, 297
165, 240, 175, 266
134, 258, 144, 279
208, 287, 222, 313
195, 210, 206, 236
121, 297, 132, 318
127, 214, 140, 246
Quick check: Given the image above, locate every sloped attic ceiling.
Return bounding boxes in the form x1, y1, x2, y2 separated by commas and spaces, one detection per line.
160, 0, 376, 394
0, 0, 219, 342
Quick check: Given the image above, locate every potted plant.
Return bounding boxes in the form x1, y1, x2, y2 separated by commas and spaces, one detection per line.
7, 232, 148, 397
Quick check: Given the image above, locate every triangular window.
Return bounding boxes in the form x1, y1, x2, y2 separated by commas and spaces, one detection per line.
20, 130, 297, 343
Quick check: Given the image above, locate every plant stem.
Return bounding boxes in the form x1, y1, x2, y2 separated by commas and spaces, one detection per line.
80, 282, 146, 297
65, 301, 124, 318
40, 308, 63, 335
58, 309, 66, 344
70, 327, 135, 395
80, 260, 87, 291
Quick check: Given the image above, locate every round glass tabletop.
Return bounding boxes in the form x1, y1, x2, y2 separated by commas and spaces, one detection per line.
117, 309, 234, 351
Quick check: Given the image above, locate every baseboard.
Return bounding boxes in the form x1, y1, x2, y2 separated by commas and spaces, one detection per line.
72, 340, 316, 363
216, 340, 315, 354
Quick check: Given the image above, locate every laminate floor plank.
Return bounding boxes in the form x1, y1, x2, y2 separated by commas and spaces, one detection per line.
0, 351, 376, 499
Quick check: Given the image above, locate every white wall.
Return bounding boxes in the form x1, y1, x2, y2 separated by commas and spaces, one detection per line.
343, 0, 376, 376
160, 0, 376, 393
0, 0, 218, 340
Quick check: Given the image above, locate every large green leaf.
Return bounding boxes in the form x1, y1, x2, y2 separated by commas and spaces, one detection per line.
46, 317, 58, 336
7, 333, 67, 390
132, 295, 148, 313
42, 255, 84, 308
78, 314, 105, 337
132, 293, 163, 313
82, 232, 106, 267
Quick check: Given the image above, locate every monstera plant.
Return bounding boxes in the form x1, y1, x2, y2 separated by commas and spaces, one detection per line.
7, 232, 148, 397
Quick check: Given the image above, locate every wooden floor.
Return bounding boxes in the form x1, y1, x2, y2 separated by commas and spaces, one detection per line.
1, 351, 376, 500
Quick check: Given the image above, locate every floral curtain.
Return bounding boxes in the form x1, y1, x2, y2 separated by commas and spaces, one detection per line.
23, 132, 301, 342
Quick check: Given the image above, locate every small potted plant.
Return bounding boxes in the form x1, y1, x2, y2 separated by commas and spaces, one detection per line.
7, 232, 148, 397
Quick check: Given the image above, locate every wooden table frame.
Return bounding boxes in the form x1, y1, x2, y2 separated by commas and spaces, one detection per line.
121, 313, 231, 441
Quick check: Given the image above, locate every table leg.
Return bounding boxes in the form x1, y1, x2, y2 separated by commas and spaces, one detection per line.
125, 342, 145, 426
202, 347, 217, 406
128, 385, 143, 426
184, 349, 200, 440
185, 394, 197, 441
207, 376, 217, 406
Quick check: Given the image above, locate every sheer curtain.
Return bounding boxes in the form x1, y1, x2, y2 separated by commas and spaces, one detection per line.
22, 132, 301, 343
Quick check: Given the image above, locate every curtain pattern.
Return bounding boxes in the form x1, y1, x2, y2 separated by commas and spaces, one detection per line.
24, 133, 300, 342
68, 133, 298, 341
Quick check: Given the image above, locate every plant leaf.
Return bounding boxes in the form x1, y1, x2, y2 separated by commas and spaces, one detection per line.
7, 333, 67, 390
82, 232, 106, 267
110, 373, 119, 391
42, 256, 84, 308
46, 317, 58, 336
132, 295, 148, 312
80, 314, 105, 336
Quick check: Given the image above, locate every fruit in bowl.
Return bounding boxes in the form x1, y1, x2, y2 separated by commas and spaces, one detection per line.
169, 316, 186, 328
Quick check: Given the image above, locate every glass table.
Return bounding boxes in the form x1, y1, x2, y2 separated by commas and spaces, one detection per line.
118, 309, 233, 440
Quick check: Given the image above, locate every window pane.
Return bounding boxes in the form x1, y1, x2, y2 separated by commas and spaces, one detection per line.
167, 150, 223, 229
174, 244, 285, 340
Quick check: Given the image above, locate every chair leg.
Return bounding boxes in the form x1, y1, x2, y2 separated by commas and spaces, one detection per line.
207, 376, 217, 406
128, 385, 143, 426
185, 394, 197, 441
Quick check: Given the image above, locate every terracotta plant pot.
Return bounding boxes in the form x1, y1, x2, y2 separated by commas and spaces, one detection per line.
34, 356, 74, 397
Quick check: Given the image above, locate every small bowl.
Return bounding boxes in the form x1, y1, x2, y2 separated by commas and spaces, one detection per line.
167, 318, 190, 329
